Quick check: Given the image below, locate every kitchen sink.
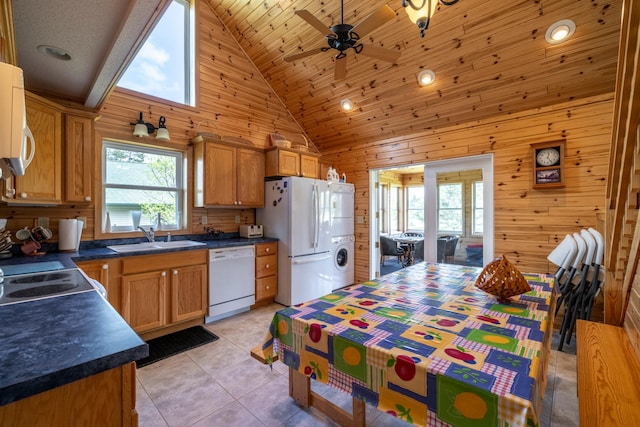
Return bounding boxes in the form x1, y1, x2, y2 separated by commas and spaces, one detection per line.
0, 268, 97, 306
107, 240, 206, 253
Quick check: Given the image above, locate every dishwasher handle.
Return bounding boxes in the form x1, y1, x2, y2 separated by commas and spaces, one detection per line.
210, 247, 255, 262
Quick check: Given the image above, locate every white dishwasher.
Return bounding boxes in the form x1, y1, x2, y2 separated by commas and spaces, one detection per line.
206, 245, 255, 322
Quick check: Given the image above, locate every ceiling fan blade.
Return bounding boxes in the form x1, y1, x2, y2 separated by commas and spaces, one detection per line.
351, 5, 396, 38
359, 44, 401, 63
284, 47, 326, 62
295, 10, 331, 36
335, 56, 347, 80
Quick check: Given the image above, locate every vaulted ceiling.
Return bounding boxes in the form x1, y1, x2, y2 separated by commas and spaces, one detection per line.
207, 0, 621, 151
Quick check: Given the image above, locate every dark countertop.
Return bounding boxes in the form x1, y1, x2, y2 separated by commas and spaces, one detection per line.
0, 234, 277, 407
0, 290, 147, 406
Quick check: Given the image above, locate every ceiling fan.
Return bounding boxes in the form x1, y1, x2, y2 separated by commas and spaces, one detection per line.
284, 1, 401, 80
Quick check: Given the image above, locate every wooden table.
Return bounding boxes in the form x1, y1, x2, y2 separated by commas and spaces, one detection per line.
393, 235, 423, 266
258, 263, 556, 426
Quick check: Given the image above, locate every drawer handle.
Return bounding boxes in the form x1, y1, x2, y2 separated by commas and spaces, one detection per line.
102, 264, 108, 270
265, 248, 270, 252
266, 285, 270, 290
265, 264, 270, 269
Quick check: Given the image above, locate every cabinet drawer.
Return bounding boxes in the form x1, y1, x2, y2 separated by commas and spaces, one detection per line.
256, 275, 277, 300
256, 254, 277, 278
255, 242, 277, 257
121, 250, 207, 274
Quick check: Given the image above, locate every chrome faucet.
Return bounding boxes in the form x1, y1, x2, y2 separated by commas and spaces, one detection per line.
137, 226, 155, 242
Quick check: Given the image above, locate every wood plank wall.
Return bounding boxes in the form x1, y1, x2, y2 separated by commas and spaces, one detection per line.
0, 0, 306, 244
323, 94, 613, 289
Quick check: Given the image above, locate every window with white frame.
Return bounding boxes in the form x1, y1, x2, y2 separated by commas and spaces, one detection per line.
389, 186, 400, 233
437, 183, 463, 233
472, 181, 484, 234
380, 184, 389, 233
117, 0, 195, 106
406, 186, 424, 230
102, 141, 184, 232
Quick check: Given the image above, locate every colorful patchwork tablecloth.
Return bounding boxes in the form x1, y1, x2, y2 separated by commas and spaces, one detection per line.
260, 262, 555, 427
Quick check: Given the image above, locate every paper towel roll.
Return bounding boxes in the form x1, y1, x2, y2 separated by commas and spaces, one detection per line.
59, 219, 83, 252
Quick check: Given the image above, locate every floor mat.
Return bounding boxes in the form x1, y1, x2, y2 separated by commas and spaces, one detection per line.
136, 326, 219, 368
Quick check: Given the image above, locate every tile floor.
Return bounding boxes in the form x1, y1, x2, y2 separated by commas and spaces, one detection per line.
136, 303, 579, 426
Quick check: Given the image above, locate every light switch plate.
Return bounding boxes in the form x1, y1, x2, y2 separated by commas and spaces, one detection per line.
235, 215, 241, 224
76, 217, 87, 229
37, 217, 49, 228
201, 215, 208, 225
357, 216, 364, 224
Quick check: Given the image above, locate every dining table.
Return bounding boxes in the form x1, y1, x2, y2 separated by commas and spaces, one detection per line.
392, 235, 424, 266
256, 262, 556, 427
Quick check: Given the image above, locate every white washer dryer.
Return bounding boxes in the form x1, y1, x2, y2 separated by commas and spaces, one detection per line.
331, 235, 355, 291
330, 182, 354, 237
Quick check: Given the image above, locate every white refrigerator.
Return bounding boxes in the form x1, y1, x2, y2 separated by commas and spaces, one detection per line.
257, 177, 333, 305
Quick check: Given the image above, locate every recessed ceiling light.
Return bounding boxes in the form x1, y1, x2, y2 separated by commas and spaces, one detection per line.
341, 99, 354, 111
545, 19, 576, 45
417, 69, 436, 86
37, 45, 72, 61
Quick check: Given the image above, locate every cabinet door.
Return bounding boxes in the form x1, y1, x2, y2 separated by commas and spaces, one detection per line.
169, 264, 207, 324
5, 93, 62, 203
76, 259, 121, 312
300, 154, 319, 178
237, 148, 265, 207
278, 150, 300, 176
204, 142, 236, 206
122, 271, 167, 333
65, 114, 93, 203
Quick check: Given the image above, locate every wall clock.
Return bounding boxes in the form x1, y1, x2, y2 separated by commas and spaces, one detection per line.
532, 140, 565, 189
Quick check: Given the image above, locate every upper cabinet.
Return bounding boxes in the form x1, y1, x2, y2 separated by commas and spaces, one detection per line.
65, 113, 94, 203
193, 138, 265, 208
2, 92, 62, 204
1, 92, 96, 205
265, 146, 320, 179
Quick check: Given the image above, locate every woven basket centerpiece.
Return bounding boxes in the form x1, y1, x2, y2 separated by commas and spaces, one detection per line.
474, 255, 531, 302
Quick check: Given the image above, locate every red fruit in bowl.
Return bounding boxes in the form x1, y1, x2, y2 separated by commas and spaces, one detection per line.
349, 319, 369, 329
304, 366, 312, 375
445, 347, 476, 364
308, 323, 322, 342
477, 315, 500, 324
394, 355, 417, 381
436, 319, 457, 327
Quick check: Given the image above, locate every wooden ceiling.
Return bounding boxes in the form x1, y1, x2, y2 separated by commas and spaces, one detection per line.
206, 0, 621, 152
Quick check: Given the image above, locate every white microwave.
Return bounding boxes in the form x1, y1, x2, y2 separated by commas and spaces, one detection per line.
0, 62, 35, 177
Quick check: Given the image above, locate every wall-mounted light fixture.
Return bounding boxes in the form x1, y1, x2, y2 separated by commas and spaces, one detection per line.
417, 69, 436, 86
130, 112, 171, 141
402, 0, 459, 38
545, 19, 576, 45
341, 99, 354, 111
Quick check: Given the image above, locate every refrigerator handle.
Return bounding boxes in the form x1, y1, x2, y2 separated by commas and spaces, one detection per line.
312, 183, 318, 248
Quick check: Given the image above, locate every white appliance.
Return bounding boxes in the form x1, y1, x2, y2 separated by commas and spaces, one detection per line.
0, 62, 35, 177
257, 177, 333, 306
329, 182, 355, 237
206, 246, 255, 322
239, 224, 263, 238
330, 235, 355, 290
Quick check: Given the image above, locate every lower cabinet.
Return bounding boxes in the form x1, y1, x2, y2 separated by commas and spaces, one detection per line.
255, 242, 278, 302
0, 362, 137, 427
120, 251, 207, 335
76, 259, 121, 312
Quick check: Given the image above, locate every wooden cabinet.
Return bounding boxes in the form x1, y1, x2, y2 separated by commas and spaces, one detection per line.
265, 146, 320, 178
121, 250, 207, 335
2, 92, 62, 204
0, 362, 137, 426
193, 138, 265, 208
255, 242, 278, 302
76, 259, 121, 312
64, 113, 94, 203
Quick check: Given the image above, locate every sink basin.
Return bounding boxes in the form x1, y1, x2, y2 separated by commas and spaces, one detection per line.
107, 240, 206, 253
0, 268, 97, 306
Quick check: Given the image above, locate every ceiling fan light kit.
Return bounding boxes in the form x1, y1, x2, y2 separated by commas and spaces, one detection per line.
402, 0, 460, 38
285, 1, 400, 80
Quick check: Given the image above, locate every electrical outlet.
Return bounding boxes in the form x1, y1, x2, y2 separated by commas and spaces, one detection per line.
235, 215, 241, 224
37, 217, 49, 228
76, 217, 87, 229
201, 215, 208, 225
357, 216, 365, 224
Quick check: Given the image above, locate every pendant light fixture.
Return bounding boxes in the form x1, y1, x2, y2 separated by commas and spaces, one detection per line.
402, 0, 459, 38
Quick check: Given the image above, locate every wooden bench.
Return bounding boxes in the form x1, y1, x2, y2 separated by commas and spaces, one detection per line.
576, 319, 640, 426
